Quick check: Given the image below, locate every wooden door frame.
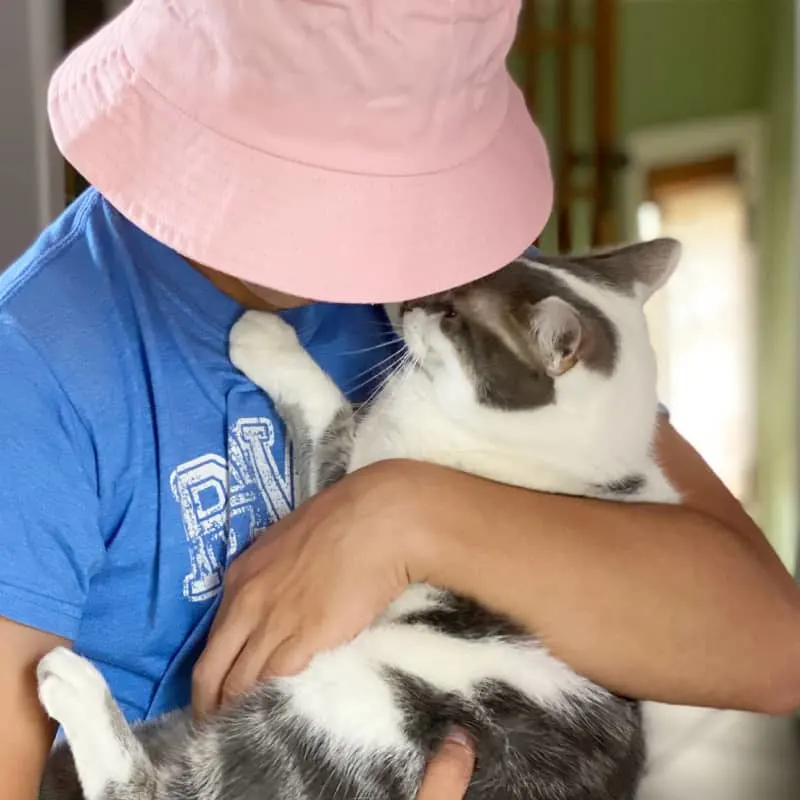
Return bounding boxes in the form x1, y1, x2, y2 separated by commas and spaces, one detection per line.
624, 112, 768, 542
516, 0, 619, 252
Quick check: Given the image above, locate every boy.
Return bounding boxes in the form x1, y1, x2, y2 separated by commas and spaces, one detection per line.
2, 2, 799, 798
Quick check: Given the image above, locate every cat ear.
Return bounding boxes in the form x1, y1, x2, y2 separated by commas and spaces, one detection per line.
529, 296, 582, 377
573, 237, 681, 302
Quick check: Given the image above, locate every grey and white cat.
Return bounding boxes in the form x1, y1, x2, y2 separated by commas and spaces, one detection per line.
38, 239, 682, 800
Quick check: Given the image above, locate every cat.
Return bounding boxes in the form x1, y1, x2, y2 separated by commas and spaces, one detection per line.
37, 238, 682, 800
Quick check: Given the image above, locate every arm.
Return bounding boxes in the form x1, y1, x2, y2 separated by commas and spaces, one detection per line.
0, 617, 69, 799
194, 416, 800, 716
410, 416, 800, 713
0, 322, 107, 792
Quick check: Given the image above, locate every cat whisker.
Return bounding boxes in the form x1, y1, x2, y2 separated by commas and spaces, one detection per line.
356, 319, 402, 332
357, 350, 415, 414
334, 337, 404, 357
346, 347, 410, 397
344, 346, 407, 391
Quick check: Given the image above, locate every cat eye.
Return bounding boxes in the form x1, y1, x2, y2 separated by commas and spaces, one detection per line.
442, 305, 458, 319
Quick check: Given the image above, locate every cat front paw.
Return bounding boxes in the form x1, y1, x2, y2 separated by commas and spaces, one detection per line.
230, 310, 300, 370
38, 648, 139, 799
37, 647, 111, 728
230, 309, 348, 441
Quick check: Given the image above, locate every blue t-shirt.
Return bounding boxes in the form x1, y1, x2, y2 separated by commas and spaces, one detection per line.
0, 189, 397, 722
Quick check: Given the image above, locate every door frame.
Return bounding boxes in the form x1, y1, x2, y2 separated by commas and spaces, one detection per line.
622, 113, 764, 244
623, 114, 764, 514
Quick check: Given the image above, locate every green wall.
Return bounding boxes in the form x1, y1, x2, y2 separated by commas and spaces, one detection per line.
619, 0, 768, 134
756, 0, 797, 566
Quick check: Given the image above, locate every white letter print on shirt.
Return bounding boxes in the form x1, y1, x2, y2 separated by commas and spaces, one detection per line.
170, 417, 294, 602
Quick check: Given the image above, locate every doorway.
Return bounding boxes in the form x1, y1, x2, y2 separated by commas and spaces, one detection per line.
638, 154, 755, 503
624, 116, 762, 506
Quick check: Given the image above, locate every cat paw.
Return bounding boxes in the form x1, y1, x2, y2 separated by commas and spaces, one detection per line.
230, 310, 315, 401
230, 310, 345, 433
230, 311, 301, 376
38, 648, 136, 799
38, 647, 111, 728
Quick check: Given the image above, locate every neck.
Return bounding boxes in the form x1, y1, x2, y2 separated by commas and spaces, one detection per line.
190, 260, 309, 312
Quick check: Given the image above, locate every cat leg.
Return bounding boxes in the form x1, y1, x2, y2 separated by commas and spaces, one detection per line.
230, 311, 354, 503
37, 648, 156, 800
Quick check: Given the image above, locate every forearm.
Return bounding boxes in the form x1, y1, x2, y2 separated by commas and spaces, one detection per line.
401, 463, 800, 713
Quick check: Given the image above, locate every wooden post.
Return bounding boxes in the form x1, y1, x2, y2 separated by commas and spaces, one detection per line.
592, 0, 617, 247
556, 0, 574, 252
517, 0, 538, 116
517, 0, 542, 247
515, 0, 620, 251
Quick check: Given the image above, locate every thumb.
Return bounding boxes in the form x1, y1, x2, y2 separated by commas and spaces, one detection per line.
417, 729, 476, 800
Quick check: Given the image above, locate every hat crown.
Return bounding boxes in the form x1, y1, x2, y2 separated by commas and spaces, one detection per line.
126, 0, 522, 175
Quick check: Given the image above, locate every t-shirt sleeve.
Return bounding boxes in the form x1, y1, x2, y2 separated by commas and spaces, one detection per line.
0, 318, 106, 639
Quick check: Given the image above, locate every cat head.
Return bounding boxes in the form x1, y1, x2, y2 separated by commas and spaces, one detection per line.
394, 239, 682, 501
399, 238, 679, 411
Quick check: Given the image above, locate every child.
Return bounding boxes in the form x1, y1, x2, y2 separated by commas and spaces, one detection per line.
2, 2, 798, 798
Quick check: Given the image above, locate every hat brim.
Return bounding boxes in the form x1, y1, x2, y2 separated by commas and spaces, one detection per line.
48, 7, 553, 304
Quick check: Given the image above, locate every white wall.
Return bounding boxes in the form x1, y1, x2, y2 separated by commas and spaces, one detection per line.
0, 1, 63, 269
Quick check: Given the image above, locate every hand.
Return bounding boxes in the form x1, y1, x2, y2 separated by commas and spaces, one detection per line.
192, 460, 430, 715
417, 730, 475, 800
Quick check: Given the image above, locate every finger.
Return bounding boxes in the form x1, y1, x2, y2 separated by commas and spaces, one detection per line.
220, 625, 293, 706
262, 617, 361, 679
258, 632, 312, 679
193, 570, 285, 716
417, 730, 475, 800
192, 614, 252, 718
202, 579, 251, 651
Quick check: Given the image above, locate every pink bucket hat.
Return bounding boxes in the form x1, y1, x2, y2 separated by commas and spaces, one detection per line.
48, 0, 553, 303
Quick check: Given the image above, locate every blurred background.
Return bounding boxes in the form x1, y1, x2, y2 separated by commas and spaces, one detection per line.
1, 0, 798, 797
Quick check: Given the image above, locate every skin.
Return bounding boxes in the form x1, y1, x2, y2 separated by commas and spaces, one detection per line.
417, 731, 475, 800
192, 423, 800, 715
